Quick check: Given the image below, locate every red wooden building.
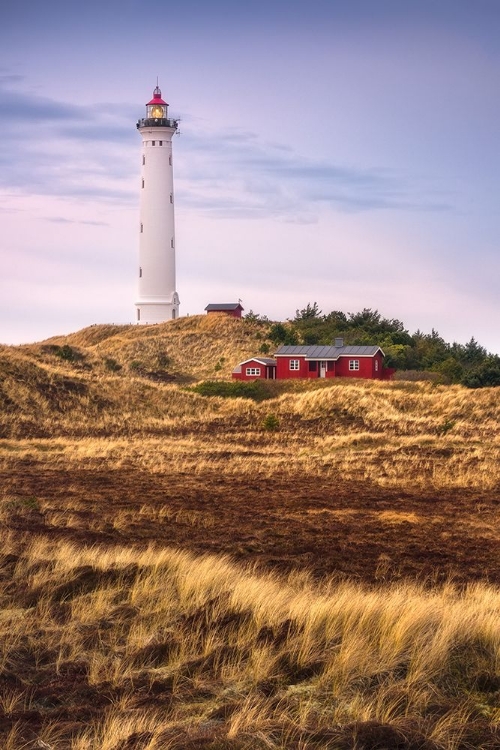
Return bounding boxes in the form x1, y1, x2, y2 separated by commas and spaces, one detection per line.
232, 357, 277, 380
232, 340, 394, 381
205, 303, 244, 318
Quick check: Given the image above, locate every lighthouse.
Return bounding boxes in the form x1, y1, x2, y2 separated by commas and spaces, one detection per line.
135, 84, 180, 323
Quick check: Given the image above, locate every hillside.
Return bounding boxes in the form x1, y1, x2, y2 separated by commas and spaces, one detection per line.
1, 317, 499, 749
42, 314, 258, 379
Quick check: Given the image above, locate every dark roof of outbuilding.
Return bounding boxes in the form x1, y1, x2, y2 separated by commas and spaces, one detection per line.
251, 358, 276, 366
234, 357, 277, 368
205, 303, 244, 311
275, 345, 384, 359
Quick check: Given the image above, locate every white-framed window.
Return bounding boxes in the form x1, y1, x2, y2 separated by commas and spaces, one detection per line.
289, 359, 300, 371
246, 367, 261, 376
152, 140, 156, 146
159, 140, 163, 146
349, 360, 360, 371
375, 359, 379, 371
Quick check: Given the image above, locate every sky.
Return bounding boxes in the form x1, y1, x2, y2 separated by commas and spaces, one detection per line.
1, 0, 499, 352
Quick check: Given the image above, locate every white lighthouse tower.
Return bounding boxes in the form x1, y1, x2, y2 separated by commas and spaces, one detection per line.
135, 84, 180, 323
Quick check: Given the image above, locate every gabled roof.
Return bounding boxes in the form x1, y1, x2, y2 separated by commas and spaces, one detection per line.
236, 358, 276, 367
205, 303, 244, 311
232, 357, 276, 374
275, 345, 384, 359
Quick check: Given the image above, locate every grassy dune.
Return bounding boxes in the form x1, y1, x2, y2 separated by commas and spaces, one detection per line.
1, 537, 499, 749
0, 316, 499, 748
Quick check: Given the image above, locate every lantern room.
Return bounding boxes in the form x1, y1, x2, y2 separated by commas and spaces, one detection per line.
146, 85, 168, 119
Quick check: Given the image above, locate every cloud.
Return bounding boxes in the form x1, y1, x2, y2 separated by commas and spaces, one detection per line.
0, 86, 89, 123
0, 73, 25, 86
44, 217, 109, 226
0, 91, 139, 206
0, 78, 138, 203
0, 78, 452, 222
177, 126, 452, 220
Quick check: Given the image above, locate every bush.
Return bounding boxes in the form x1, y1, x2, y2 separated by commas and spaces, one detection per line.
104, 357, 122, 372
262, 413, 280, 431
129, 360, 144, 372
190, 380, 274, 402
214, 357, 225, 372
157, 351, 170, 368
461, 357, 500, 388
51, 344, 82, 362
437, 419, 456, 435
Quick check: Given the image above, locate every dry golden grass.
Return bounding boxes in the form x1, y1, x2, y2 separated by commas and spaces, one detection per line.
1, 418, 498, 491
0, 536, 499, 748
1, 316, 499, 490
1, 318, 499, 748
39, 314, 260, 380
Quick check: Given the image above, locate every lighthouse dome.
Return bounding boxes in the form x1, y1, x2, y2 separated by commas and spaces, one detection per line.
147, 85, 168, 106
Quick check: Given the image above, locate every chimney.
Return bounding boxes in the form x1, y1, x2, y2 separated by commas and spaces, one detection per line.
334, 337, 344, 348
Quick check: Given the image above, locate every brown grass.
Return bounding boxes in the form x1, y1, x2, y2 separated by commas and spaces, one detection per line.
0, 317, 499, 748
0, 537, 499, 748
1, 317, 499, 490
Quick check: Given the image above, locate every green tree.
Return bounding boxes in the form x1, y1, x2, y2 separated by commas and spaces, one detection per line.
381, 343, 414, 370
245, 310, 270, 324
347, 309, 408, 337
412, 329, 450, 369
461, 337, 488, 365
268, 323, 298, 346
436, 357, 464, 384
302, 331, 322, 345
294, 302, 322, 322
461, 356, 500, 388
323, 310, 348, 326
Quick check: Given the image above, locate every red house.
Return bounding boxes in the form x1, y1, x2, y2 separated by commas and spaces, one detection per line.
232, 339, 394, 381
232, 357, 277, 380
205, 303, 244, 318
275, 342, 393, 380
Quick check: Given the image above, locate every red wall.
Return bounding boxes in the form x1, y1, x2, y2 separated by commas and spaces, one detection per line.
276, 356, 307, 379
276, 353, 386, 380
276, 357, 339, 379
335, 353, 384, 379
207, 309, 242, 318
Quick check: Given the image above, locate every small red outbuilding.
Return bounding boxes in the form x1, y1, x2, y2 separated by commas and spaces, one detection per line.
232, 358, 277, 380
205, 303, 244, 318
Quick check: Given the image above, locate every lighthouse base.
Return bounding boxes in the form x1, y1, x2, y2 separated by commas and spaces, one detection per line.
135, 294, 180, 324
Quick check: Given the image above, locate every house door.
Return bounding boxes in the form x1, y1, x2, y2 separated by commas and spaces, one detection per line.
319, 361, 327, 378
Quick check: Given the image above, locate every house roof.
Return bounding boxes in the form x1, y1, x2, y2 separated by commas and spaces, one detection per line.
237, 358, 277, 367
232, 357, 276, 374
205, 303, 244, 311
275, 345, 384, 359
